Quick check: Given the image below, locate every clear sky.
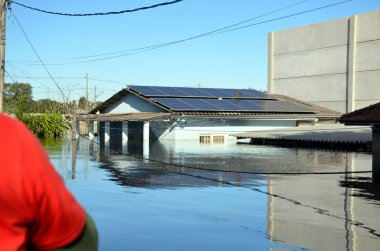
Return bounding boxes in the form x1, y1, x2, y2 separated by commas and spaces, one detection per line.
4, 0, 380, 102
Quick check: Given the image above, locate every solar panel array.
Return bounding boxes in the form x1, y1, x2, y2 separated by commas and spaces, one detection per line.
127, 85, 314, 113
128, 85, 268, 99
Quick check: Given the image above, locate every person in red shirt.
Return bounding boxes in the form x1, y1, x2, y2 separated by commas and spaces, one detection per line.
0, 114, 98, 251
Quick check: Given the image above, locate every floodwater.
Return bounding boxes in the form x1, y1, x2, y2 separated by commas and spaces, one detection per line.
42, 136, 380, 251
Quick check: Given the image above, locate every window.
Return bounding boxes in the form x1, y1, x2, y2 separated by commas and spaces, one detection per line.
213, 135, 225, 144
200, 135, 211, 143
199, 134, 225, 144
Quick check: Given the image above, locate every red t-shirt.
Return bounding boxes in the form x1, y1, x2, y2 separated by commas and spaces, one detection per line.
0, 114, 86, 251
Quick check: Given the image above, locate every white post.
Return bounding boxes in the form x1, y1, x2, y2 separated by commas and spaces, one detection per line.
143, 121, 150, 141
105, 121, 110, 146
122, 121, 128, 144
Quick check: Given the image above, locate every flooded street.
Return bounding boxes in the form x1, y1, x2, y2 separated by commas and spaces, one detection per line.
43, 137, 380, 251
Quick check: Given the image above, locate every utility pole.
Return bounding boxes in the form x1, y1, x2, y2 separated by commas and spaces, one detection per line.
0, 1, 6, 112
93, 85, 96, 108
85, 73, 89, 111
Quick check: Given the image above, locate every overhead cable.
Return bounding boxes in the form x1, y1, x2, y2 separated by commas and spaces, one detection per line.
10, 0, 184, 16
13, 0, 352, 65
4, 69, 17, 82
73, 0, 352, 65
11, 12, 70, 103
9, 0, 310, 64
213, 0, 352, 34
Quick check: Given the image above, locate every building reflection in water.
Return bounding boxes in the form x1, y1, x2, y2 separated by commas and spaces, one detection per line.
70, 137, 379, 251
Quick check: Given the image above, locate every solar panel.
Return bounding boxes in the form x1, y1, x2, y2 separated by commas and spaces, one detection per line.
129, 86, 167, 96
154, 98, 195, 110
154, 98, 314, 113
240, 89, 268, 98
205, 99, 244, 110
151, 86, 190, 96
128, 85, 269, 99
174, 87, 214, 97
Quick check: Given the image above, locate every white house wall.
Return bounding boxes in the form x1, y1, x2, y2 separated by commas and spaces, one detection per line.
151, 119, 297, 141
103, 93, 165, 113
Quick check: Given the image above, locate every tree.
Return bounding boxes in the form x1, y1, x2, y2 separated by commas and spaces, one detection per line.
78, 96, 88, 110
32, 99, 67, 114
4, 82, 33, 115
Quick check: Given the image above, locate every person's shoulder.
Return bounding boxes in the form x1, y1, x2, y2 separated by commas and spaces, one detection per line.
0, 114, 34, 140
0, 113, 17, 123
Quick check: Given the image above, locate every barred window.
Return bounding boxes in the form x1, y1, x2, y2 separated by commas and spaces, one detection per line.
200, 135, 225, 144
213, 135, 225, 144
199, 135, 211, 143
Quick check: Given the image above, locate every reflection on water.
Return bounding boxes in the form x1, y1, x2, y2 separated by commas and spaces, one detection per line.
44, 137, 380, 251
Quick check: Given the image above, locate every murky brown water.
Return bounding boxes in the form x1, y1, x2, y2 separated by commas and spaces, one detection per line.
43, 136, 380, 251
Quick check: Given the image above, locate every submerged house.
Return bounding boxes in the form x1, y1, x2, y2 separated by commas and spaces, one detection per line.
84, 85, 340, 144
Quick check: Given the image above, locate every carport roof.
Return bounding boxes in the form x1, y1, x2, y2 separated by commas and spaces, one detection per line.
340, 102, 380, 125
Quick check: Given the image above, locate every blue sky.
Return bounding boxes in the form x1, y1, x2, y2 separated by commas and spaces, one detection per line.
5, 0, 380, 102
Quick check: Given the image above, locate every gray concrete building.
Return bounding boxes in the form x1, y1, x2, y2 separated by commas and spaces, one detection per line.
268, 9, 380, 114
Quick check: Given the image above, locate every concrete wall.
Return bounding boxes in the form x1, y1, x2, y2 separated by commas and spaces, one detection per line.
268, 9, 380, 113
104, 93, 165, 113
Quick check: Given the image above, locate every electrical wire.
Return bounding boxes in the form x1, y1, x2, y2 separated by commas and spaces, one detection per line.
4, 69, 17, 82
209, 0, 352, 35
9, 0, 310, 64
11, 12, 70, 103
4, 75, 85, 80
10, 0, 184, 16
9, 0, 352, 66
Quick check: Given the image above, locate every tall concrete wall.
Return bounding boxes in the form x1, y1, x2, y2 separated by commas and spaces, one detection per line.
268, 9, 380, 113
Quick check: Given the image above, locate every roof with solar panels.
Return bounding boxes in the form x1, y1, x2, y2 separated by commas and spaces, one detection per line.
87, 85, 341, 120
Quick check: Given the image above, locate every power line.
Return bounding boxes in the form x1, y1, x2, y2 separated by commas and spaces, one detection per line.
9, 0, 311, 64
6, 61, 32, 77
4, 75, 84, 80
212, 0, 352, 35
4, 69, 17, 82
10, 0, 352, 66
11, 12, 70, 103
11, 0, 184, 16
76, 0, 351, 65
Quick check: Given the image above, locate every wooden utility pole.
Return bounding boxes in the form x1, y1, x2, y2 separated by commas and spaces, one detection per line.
85, 73, 89, 111
94, 85, 96, 107
72, 100, 77, 140
0, 1, 6, 112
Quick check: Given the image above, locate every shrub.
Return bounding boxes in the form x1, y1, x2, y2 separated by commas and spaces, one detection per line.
18, 113, 70, 138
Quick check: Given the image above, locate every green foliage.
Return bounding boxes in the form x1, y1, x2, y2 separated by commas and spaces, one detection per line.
17, 113, 70, 138
4, 82, 33, 115
32, 99, 69, 114
78, 96, 88, 109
